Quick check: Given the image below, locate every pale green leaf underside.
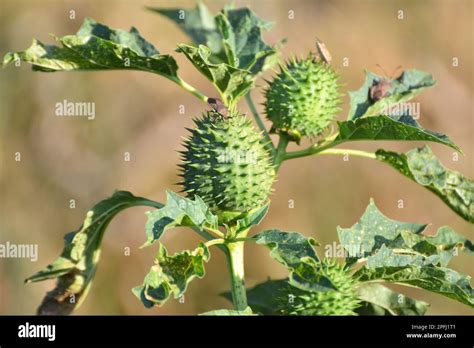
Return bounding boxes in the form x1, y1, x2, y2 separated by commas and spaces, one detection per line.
149, 3, 277, 75
356, 283, 429, 315
133, 242, 210, 308
26, 191, 160, 314
377, 146, 474, 223
348, 69, 436, 120
143, 190, 218, 247
254, 230, 336, 292
2, 17, 178, 79
335, 114, 460, 152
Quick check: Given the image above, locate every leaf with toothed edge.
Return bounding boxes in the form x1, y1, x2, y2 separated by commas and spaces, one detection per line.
143, 190, 218, 248
2, 17, 178, 79
337, 199, 427, 261
133, 242, 210, 308
176, 43, 254, 104
253, 230, 337, 292
149, 3, 278, 75
376, 146, 473, 223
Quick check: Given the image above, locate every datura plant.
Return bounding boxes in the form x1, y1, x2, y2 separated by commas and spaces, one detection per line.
3, 2, 473, 316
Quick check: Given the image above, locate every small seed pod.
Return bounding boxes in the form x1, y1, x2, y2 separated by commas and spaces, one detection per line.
264, 55, 342, 139
278, 259, 360, 315
179, 110, 275, 220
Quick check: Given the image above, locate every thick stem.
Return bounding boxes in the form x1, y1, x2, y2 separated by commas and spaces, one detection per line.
224, 240, 248, 311
273, 133, 290, 170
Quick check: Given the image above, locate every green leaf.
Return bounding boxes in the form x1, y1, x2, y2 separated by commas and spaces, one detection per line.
176, 43, 253, 104
337, 199, 427, 260
200, 307, 254, 315
335, 115, 460, 152
254, 230, 336, 292
254, 229, 320, 267
376, 146, 474, 222
356, 264, 474, 307
356, 283, 429, 315
149, 3, 278, 75
2, 17, 178, 79
426, 226, 474, 254
234, 204, 269, 234
25, 191, 161, 315
143, 190, 218, 247
365, 244, 453, 269
133, 242, 210, 308
348, 69, 436, 120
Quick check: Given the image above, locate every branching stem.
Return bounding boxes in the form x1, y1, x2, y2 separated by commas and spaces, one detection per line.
245, 93, 275, 154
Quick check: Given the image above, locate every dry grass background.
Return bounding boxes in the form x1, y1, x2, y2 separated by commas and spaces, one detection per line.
0, 0, 473, 315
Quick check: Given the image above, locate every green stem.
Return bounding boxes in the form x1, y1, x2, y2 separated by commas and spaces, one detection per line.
203, 226, 225, 239
273, 133, 290, 169
317, 148, 377, 159
224, 233, 249, 311
204, 238, 225, 248
170, 76, 209, 103
282, 139, 342, 161
245, 93, 275, 154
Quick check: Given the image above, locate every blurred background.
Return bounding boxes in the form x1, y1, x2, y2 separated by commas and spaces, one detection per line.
0, 0, 472, 315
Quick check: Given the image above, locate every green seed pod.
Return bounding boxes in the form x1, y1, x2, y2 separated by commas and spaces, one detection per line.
179, 110, 275, 219
278, 259, 360, 316
264, 55, 342, 139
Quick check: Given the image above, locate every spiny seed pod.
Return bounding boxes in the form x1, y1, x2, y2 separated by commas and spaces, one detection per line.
264, 55, 342, 139
179, 110, 275, 218
278, 259, 360, 316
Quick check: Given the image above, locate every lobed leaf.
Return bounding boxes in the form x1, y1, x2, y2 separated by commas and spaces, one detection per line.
337, 199, 427, 261
25, 191, 161, 315
133, 242, 210, 308
355, 263, 474, 307
253, 230, 336, 292
2, 17, 178, 79
376, 146, 474, 223
142, 190, 218, 247
176, 43, 254, 104
149, 3, 278, 75
356, 283, 429, 316
335, 114, 460, 152
348, 69, 436, 120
